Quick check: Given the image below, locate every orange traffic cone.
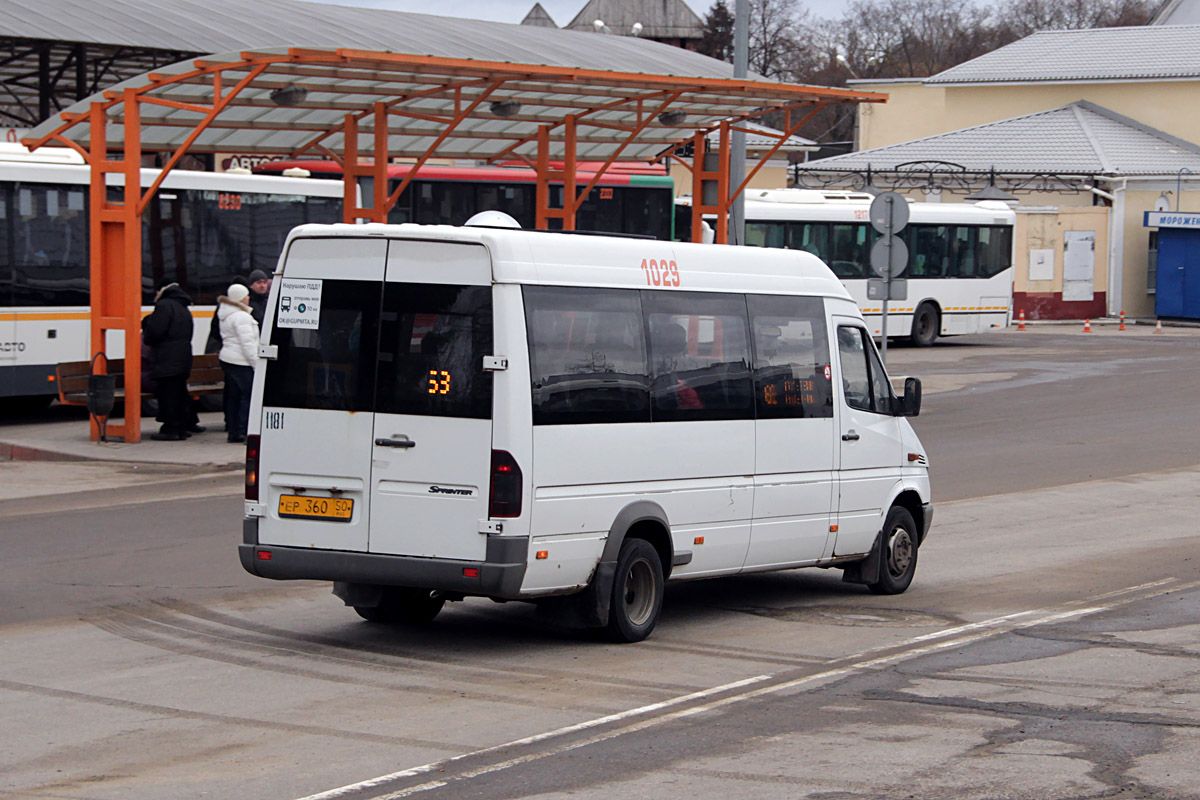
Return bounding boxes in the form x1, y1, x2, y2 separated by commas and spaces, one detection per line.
1082, 318, 1092, 333
1154, 320, 1164, 334
1119, 310, 1126, 331
1017, 310, 1027, 331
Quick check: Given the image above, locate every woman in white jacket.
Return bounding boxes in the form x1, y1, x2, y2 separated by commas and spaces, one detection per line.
217, 283, 259, 443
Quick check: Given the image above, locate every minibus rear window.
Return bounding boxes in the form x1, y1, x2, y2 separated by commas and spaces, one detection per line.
374, 283, 493, 419
524, 286, 651, 425
262, 279, 380, 411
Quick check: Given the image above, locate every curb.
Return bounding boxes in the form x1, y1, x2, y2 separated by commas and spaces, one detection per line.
0, 439, 243, 470
0, 442, 96, 463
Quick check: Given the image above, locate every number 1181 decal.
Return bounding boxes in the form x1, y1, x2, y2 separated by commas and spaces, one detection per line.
639, 258, 681, 287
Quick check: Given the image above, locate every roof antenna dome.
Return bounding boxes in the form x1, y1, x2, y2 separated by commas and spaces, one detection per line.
465, 210, 521, 229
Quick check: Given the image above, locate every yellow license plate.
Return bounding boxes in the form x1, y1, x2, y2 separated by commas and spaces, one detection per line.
278, 494, 354, 522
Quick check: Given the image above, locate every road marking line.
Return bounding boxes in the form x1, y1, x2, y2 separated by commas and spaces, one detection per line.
296, 582, 1187, 800
293, 674, 772, 800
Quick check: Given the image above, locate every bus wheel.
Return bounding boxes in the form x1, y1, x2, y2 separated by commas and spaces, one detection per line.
868, 507, 919, 595
605, 538, 664, 643
910, 304, 939, 347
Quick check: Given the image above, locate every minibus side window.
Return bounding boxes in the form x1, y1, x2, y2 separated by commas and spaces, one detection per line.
375, 283, 493, 419
643, 291, 753, 422
836, 326, 893, 415
524, 286, 650, 425
263, 279, 380, 411
748, 295, 833, 419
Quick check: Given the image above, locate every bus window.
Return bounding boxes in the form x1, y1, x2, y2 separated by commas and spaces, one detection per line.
748, 294, 832, 419
788, 222, 829, 262
11, 183, 88, 307
978, 225, 1013, 278
909, 225, 950, 278
524, 286, 650, 425
644, 291, 753, 422
746, 221, 785, 248
828, 223, 869, 278
951, 226, 978, 277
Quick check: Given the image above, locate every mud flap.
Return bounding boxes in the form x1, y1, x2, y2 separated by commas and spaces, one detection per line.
841, 530, 883, 586
536, 561, 617, 629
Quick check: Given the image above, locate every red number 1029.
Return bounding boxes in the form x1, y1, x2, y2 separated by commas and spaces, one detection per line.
639, 258, 681, 287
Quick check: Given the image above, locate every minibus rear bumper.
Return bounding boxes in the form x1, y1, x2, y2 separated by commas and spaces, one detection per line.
239, 524, 527, 599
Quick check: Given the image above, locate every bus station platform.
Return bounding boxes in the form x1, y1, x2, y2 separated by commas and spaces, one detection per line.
0, 411, 241, 469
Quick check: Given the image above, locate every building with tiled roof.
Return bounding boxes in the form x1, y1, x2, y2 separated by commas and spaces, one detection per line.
521, 3, 558, 28
562, 0, 703, 49
797, 99, 1200, 320
833, 24, 1200, 320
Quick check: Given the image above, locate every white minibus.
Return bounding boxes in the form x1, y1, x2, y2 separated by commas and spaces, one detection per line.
240, 222, 932, 642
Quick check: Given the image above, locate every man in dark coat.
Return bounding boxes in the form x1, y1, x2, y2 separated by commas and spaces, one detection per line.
247, 269, 270, 327
142, 282, 195, 441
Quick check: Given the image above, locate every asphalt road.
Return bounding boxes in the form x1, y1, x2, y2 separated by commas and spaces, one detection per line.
1, 327, 1198, 800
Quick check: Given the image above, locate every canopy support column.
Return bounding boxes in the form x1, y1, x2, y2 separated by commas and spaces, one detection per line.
534, 118, 579, 231
690, 125, 731, 244
88, 91, 145, 442
341, 109, 390, 224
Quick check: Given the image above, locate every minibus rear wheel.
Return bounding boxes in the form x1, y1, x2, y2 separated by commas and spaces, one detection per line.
868, 506, 918, 595
605, 538, 664, 643
355, 588, 445, 625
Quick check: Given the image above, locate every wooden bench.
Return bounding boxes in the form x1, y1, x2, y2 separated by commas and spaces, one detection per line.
55, 353, 225, 406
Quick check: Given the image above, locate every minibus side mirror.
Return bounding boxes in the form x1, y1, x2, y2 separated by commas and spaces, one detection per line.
897, 377, 922, 417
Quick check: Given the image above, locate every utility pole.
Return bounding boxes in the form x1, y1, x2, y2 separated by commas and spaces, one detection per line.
730, 0, 748, 246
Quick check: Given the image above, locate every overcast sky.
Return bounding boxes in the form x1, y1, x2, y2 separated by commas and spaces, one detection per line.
306, 0, 849, 26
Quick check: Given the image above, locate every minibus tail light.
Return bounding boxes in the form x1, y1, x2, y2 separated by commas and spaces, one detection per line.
489, 450, 522, 518
245, 435, 261, 501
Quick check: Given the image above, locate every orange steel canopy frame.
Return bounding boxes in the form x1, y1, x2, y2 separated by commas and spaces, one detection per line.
23, 46, 884, 442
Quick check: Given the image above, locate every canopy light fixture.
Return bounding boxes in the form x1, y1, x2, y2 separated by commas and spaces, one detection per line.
489, 100, 521, 118
658, 110, 686, 126
269, 86, 308, 107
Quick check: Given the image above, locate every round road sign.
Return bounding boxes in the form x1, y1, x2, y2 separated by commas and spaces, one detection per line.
869, 191, 910, 235
870, 235, 908, 278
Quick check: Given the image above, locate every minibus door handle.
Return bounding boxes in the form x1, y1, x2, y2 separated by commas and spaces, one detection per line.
842, 430, 860, 441
375, 436, 416, 449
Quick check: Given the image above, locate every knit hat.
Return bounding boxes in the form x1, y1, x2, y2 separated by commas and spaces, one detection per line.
227, 283, 250, 303
248, 269, 269, 283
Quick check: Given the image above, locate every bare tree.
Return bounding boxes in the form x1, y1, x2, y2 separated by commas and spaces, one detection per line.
998, 0, 1156, 39
748, 0, 813, 80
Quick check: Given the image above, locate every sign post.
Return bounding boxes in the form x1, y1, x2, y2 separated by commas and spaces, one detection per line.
868, 191, 910, 364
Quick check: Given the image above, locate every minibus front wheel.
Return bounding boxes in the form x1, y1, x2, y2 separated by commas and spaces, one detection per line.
606, 538, 665, 643
868, 506, 919, 595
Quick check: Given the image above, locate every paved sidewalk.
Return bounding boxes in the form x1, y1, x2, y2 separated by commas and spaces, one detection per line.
0, 411, 244, 469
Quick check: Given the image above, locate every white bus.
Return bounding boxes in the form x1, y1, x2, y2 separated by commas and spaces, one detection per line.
0, 144, 343, 406
240, 221, 932, 642
680, 190, 1016, 345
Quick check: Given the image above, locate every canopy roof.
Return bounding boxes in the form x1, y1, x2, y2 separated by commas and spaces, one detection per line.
24, 46, 883, 162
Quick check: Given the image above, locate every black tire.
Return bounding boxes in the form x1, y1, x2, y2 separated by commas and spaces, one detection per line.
910, 304, 939, 347
868, 506, 919, 595
605, 538, 664, 643
353, 605, 388, 622
355, 588, 445, 625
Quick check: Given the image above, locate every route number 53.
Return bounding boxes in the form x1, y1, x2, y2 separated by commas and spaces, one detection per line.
639, 258, 681, 287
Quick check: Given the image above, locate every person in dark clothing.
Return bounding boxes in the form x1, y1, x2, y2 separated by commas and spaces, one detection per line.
248, 269, 270, 327
142, 282, 196, 441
